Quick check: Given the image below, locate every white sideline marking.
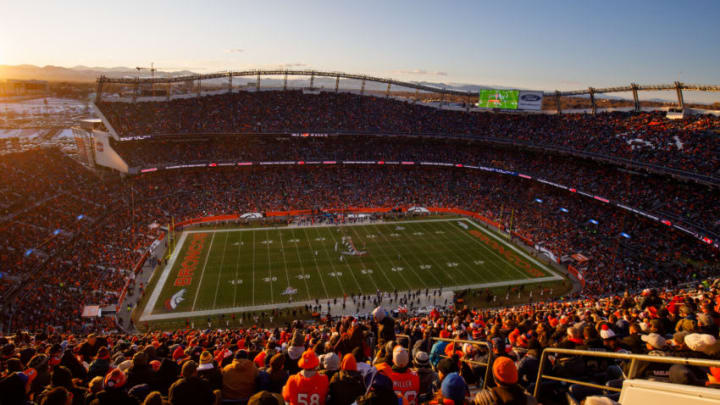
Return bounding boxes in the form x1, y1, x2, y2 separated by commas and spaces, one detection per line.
139, 276, 559, 322
192, 232, 216, 311
461, 218, 563, 281
142, 232, 188, 319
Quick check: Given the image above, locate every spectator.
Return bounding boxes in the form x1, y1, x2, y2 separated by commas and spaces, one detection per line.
168, 360, 215, 405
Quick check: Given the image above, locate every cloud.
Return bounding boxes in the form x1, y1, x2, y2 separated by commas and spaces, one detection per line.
393, 69, 447, 76
225, 48, 244, 54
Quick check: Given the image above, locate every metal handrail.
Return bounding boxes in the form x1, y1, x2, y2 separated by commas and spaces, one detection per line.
532, 347, 720, 398
431, 337, 495, 389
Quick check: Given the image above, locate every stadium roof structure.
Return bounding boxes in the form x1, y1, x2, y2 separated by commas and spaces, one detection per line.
95, 69, 720, 112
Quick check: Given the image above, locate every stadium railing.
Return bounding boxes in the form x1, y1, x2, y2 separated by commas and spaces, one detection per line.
532, 347, 720, 398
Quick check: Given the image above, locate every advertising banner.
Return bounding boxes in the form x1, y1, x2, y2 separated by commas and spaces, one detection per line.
517, 91, 544, 110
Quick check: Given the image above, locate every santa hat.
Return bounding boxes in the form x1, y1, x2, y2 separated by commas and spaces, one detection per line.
599, 324, 616, 340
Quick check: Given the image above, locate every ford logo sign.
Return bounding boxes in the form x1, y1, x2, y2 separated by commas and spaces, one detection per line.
520, 94, 541, 101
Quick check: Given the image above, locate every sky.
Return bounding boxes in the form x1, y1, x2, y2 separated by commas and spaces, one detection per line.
1, 0, 719, 93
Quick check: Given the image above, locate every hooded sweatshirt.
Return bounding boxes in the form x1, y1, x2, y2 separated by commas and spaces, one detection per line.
328, 354, 365, 405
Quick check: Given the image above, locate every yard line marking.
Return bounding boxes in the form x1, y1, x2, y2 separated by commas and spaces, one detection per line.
278, 230, 292, 288
414, 221, 477, 284
462, 218, 562, 280
232, 231, 245, 307
191, 232, 216, 311
264, 229, 274, 303
364, 224, 413, 290
346, 224, 383, 292
290, 228, 313, 300
211, 232, 230, 309
251, 231, 256, 305
301, 227, 330, 299
396, 222, 460, 286
372, 224, 434, 287
326, 226, 365, 294
314, 227, 347, 296
450, 221, 531, 281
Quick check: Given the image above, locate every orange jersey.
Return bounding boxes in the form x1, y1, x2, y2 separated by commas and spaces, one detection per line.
282, 372, 329, 405
385, 369, 420, 405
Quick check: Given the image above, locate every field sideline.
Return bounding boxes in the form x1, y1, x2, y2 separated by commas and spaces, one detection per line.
140, 218, 562, 322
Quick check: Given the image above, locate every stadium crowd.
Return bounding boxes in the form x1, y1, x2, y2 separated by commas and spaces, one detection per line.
111, 135, 720, 235
1, 147, 717, 336
97, 91, 720, 178
3, 278, 720, 405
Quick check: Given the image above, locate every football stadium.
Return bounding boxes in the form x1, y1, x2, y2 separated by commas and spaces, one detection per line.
2, 3, 720, 404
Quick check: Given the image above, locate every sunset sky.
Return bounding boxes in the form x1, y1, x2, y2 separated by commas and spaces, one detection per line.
2, 0, 719, 92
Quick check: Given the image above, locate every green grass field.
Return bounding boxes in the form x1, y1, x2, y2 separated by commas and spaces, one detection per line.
139, 218, 561, 322
476, 89, 519, 109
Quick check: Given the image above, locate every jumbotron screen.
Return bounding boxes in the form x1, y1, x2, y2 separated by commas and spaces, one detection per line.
477, 89, 519, 109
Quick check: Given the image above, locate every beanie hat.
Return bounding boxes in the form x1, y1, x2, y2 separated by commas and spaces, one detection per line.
199, 351, 213, 365
340, 353, 357, 371
322, 352, 340, 371
493, 357, 518, 385
599, 324, 616, 340
172, 346, 186, 361
298, 349, 319, 370
641, 333, 667, 350
441, 372, 467, 405
118, 360, 133, 372
105, 369, 127, 389
413, 351, 430, 368
392, 346, 409, 368
684, 333, 717, 354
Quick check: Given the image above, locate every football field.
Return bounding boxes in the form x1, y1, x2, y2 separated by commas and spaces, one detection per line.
140, 218, 562, 321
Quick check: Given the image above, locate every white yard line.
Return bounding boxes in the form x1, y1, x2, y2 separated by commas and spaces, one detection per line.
277, 230, 292, 288
191, 232, 216, 311
363, 225, 414, 290
313, 227, 347, 296
289, 229, 313, 301
451, 222, 529, 281
371, 224, 433, 288
326, 226, 365, 294
232, 232, 245, 307
264, 230, 274, 303
301, 227, 330, 299
404, 221, 469, 285
142, 232, 188, 318
251, 231, 256, 305
211, 232, 230, 309
139, 276, 559, 322
415, 221, 489, 284
344, 226, 381, 292
462, 218, 563, 280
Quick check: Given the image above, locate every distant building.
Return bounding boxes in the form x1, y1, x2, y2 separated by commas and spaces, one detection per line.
1, 79, 49, 96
